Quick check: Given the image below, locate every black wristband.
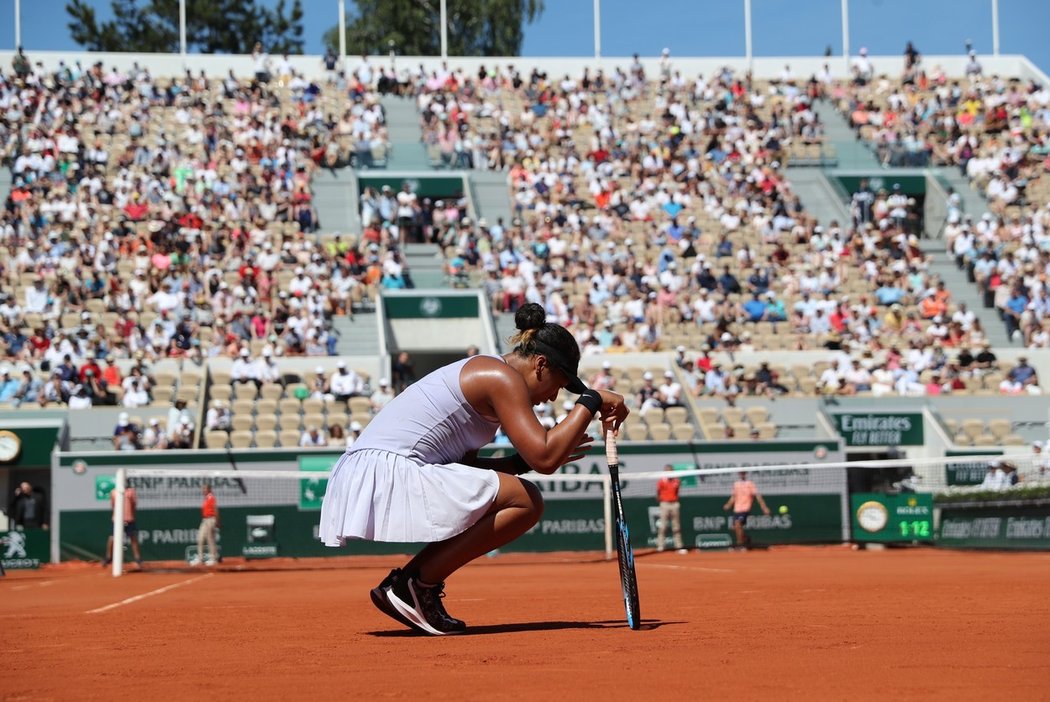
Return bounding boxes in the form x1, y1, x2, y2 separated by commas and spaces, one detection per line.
575, 388, 602, 415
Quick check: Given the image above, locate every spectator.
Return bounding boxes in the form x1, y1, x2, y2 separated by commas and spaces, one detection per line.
300, 425, 328, 448
142, 418, 168, 450
655, 465, 687, 554
980, 460, 1008, 490
0, 367, 19, 402
330, 361, 363, 401
370, 378, 396, 413
205, 400, 232, 432
104, 485, 142, 569
189, 483, 219, 567
68, 383, 93, 409
723, 471, 771, 550
392, 351, 416, 393
346, 420, 364, 449
9, 482, 48, 530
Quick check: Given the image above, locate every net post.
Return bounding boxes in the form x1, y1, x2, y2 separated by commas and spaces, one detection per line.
603, 474, 613, 560
112, 468, 125, 578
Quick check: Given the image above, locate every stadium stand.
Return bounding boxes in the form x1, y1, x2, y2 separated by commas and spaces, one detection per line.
0, 50, 1047, 455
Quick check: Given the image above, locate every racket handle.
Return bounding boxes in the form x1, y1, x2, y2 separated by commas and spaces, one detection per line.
605, 428, 618, 466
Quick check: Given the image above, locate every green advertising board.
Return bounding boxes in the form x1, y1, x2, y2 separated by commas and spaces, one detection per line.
832, 412, 924, 447
850, 493, 934, 542
938, 506, 1050, 549
943, 454, 999, 486
299, 454, 340, 510
1, 529, 49, 569
383, 294, 480, 319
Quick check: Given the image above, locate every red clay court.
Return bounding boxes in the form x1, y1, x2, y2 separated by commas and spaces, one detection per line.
4, 546, 1050, 701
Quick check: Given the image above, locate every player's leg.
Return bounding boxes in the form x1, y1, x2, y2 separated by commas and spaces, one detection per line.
656, 501, 669, 551
205, 519, 217, 564
670, 502, 684, 551
407, 472, 543, 583
104, 535, 113, 566
732, 517, 745, 548
382, 473, 542, 635
191, 520, 205, 565
129, 529, 142, 566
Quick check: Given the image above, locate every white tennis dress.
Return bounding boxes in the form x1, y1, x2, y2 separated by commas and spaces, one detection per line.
319, 356, 503, 545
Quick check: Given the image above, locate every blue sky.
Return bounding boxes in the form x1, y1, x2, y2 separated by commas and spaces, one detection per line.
3, 0, 1049, 76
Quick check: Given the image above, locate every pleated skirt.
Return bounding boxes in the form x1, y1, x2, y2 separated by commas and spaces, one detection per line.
318, 448, 501, 545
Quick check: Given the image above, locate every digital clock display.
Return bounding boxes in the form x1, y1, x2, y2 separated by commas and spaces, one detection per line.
851, 494, 934, 543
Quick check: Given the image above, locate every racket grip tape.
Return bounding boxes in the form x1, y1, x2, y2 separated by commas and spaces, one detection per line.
605, 428, 618, 466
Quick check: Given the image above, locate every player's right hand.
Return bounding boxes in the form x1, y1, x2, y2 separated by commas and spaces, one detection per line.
596, 389, 629, 429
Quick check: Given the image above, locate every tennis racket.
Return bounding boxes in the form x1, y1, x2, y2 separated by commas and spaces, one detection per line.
606, 428, 641, 630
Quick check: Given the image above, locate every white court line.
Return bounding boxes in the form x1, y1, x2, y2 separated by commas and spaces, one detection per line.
641, 563, 735, 574
85, 573, 213, 614
9, 580, 56, 591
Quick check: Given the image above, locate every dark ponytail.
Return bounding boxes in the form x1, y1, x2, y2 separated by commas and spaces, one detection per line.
509, 303, 582, 390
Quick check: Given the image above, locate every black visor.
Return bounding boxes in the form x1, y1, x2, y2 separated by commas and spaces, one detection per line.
532, 339, 587, 394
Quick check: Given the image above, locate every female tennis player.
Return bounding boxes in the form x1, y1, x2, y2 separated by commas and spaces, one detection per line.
319, 303, 629, 635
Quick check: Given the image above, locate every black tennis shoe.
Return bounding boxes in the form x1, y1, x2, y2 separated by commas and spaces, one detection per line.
369, 569, 419, 632
385, 574, 466, 636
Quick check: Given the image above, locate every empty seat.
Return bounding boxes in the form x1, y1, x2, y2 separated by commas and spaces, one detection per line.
229, 431, 254, 449
987, 419, 1012, 440
348, 397, 372, 415
671, 424, 695, 441
256, 399, 278, 417
648, 424, 672, 441
205, 431, 229, 449
302, 398, 324, 415
209, 384, 233, 402
326, 411, 348, 430
255, 415, 279, 432
278, 398, 302, 416
973, 434, 998, 447
961, 419, 985, 441
756, 422, 778, 440
254, 430, 278, 448
664, 406, 688, 425
231, 415, 254, 432
279, 430, 302, 448
302, 413, 326, 431
625, 424, 650, 442
642, 407, 665, 425
729, 422, 751, 439
722, 408, 744, 425
259, 383, 284, 401
745, 407, 770, 426
232, 399, 255, 417
152, 386, 174, 404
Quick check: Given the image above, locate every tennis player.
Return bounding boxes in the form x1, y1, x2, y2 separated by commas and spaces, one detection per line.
319, 303, 629, 635
723, 471, 770, 550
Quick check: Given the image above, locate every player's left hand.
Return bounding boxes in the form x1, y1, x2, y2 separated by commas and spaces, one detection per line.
561, 433, 594, 466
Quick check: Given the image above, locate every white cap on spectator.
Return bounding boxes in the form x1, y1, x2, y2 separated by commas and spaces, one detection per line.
602, 360, 612, 369
664, 370, 674, 379
118, 412, 129, 424
240, 348, 249, 357
262, 348, 272, 357
676, 345, 686, 353
643, 371, 654, 380
350, 421, 363, 432
149, 418, 159, 426
315, 365, 325, 374
337, 360, 346, 368
379, 378, 389, 386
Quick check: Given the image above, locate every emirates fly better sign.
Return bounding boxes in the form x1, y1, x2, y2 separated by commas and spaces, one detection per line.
832, 413, 924, 447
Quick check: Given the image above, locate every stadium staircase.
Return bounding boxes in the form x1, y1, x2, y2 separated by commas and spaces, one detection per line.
312, 168, 361, 236
332, 313, 381, 357
0, 169, 11, 200
785, 167, 850, 226
936, 168, 993, 223
379, 95, 432, 170
813, 100, 881, 170
404, 243, 447, 288
491, 311, 517, 352
920, 239, 1012, 347
470, 171, 514, 226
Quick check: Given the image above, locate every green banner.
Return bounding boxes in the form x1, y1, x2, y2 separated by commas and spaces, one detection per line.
299, 454, 339, 510
832, 412, 924, 447
384, 295, 479, 319
851, 493, 934, 542
938, 506, 1050, 549
1, 529, 49, 569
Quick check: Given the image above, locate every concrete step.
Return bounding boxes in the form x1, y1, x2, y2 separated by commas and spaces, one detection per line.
935, 167, 992, 222
311, 168, 360, 236
332, 313, 380, 357
920, 241, 1012, 347
470, 171, 513, 226
812, 100, 881, 170
379, 96, 430, 170
785, 167, 850, 227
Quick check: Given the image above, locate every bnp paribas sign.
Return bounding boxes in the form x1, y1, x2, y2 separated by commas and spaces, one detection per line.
833, 412, 924, 447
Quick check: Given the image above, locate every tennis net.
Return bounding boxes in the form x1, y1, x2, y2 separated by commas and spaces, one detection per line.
109, 452, 1047, 575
